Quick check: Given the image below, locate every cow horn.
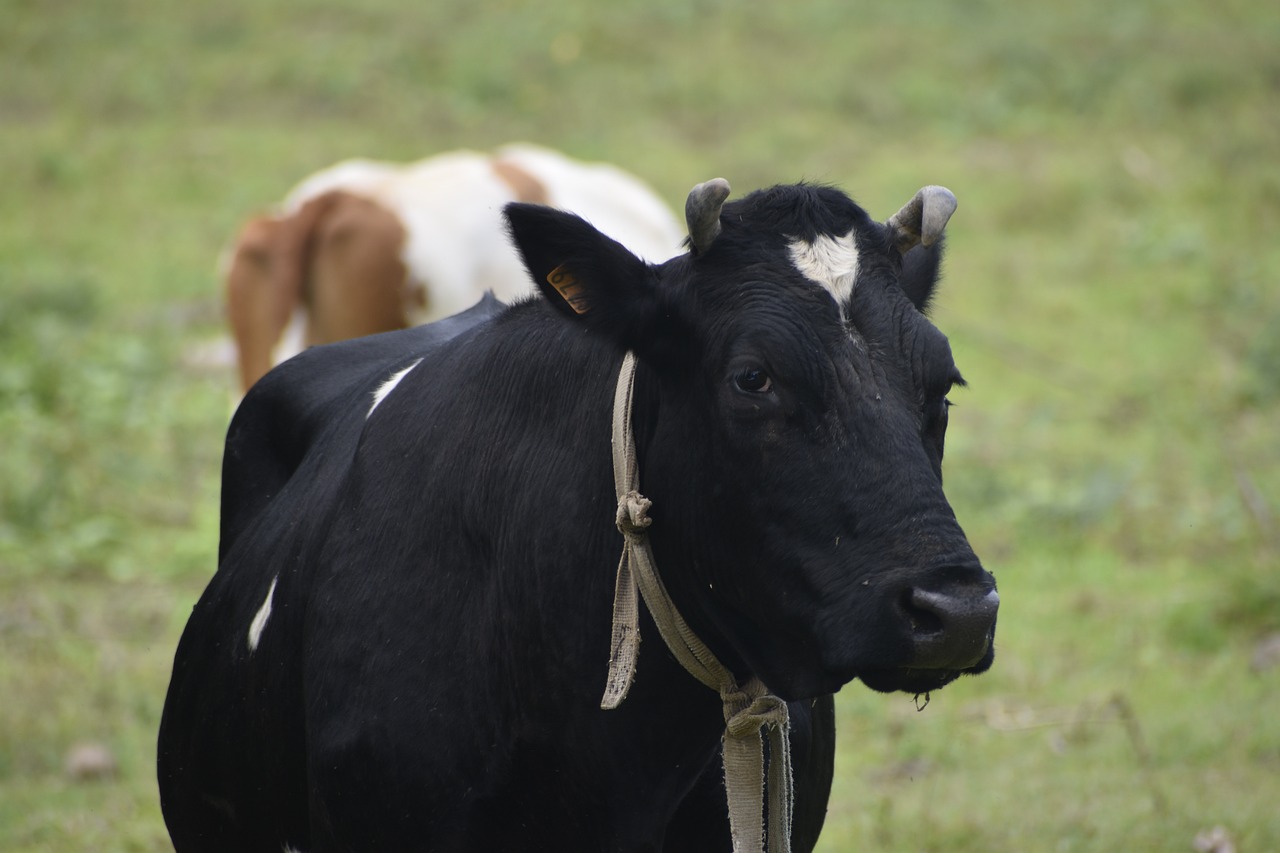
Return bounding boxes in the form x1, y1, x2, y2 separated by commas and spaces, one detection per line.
685, 178, 731, 254
886, 185, 957, 253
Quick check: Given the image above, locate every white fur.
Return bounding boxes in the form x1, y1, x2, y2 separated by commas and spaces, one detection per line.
368, 359, 424, 418
270, 309, 307, 371
788, 231, 860, 310
277, 145, 686, 330
494, 143, 686, 263
247, 575, 279, 653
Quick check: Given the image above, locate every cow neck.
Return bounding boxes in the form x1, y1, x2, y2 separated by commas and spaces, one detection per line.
602, 350, 795, 853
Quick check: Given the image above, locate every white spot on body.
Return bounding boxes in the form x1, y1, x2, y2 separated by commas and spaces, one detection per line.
788, 231, 860, 312
247, 575, 279, 653
368, 358, 424, 418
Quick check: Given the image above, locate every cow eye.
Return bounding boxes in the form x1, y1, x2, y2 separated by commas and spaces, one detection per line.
734, 367, 773, 393
927, 397, 952, 432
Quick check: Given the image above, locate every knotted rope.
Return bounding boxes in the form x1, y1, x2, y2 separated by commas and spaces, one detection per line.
601, 351, 794, 853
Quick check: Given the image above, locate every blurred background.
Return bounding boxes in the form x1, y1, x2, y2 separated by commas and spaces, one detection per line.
1, 0, 1277, 849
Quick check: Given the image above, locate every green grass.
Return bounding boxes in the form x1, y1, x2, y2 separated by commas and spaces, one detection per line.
2, 1, 1278, 849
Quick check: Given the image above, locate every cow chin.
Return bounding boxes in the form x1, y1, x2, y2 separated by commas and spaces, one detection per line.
745, 635, 990, 702
855, 644, 996, 696
856, 666, 963, 695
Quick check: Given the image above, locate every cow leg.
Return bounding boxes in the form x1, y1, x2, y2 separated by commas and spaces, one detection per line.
225, 216, 291, 393
662, 694, 835, 853
661, 757, 733, 853
788, 695, 836, 852
304, 192, 410, 347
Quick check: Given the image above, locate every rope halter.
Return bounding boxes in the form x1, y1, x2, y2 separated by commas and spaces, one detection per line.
601, 351, 794, 853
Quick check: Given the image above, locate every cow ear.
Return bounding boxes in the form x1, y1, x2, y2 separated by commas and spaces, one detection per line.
505, 202, 662, 346
899, 239, 945, 315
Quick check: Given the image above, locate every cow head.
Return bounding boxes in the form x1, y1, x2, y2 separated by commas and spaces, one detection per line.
505, 180, 997, 702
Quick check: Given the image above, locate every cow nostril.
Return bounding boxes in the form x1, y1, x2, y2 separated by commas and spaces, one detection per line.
910, 586, 1000, 632
900, 589, 945, 636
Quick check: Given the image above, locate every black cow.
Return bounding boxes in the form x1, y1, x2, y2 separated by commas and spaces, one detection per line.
158, 179, 998, 852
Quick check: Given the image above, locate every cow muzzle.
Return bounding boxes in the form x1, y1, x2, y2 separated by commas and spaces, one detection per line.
902, 573, 1000, 671
849, 560, 998, 696
838, 564, 1001, 696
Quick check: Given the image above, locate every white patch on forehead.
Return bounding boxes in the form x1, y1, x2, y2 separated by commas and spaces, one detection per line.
368, 358, 424, 418
788, 231, 860, 312
247, 575, 279, 653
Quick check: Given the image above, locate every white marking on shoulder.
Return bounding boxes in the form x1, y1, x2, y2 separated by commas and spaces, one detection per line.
788, 231, 860, 311
368, 358, 424, 418
247, 575, 279, 653
282, 845, 307, 853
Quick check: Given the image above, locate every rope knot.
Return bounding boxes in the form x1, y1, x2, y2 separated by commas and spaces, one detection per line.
615, 490, 653, 536
722, 680, 789, 738
719, 677, 794, 853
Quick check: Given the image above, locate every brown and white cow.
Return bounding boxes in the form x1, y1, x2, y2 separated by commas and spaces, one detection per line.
223, 144, 685, 392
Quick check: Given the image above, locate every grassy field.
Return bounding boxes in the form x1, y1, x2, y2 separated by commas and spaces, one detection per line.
2, 0, 1278, 849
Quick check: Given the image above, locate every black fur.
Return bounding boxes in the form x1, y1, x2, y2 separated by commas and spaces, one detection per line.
159, 183, 995, 852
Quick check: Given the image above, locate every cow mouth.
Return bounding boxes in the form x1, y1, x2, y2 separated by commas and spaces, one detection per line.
857, 666, 964, 695
854, 641, 995, 695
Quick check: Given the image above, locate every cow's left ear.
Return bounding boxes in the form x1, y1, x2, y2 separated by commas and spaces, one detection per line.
899, 240, 945, 315
505, 202, 663, 347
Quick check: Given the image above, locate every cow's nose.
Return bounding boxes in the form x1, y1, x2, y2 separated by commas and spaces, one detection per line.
903, 576, 999, 670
